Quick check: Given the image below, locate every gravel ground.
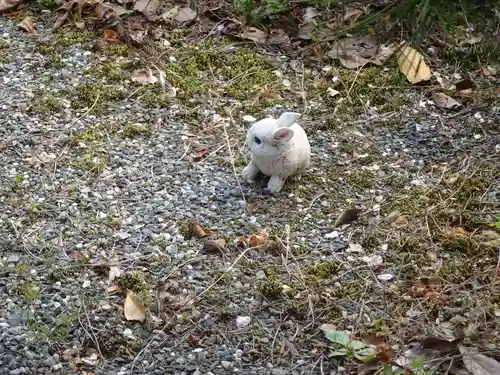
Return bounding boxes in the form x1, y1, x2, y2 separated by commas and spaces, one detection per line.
1, 12, 499, 375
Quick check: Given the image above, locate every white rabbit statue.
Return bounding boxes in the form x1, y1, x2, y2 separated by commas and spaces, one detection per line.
242, 112, 311, 194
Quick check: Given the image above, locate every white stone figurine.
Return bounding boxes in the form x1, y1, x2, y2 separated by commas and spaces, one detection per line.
242, 112, 311, 194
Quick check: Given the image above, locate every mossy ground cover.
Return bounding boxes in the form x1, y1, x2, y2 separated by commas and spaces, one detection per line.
10, 5, 500, 372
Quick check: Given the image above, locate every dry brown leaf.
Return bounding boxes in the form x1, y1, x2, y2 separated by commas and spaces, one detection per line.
124, 292, 146, 322
397, 45, 431, 84
26, 150, 56, 168
283, 338, 299, 356
343, 7, 364, 24
202, 238, 226, 253
268, 29, 290, 45
188, 221, 209, 238
392, 215, 409, 228
327, 35, 394, 69
173, 6, 197, 23
103, 29, 117, 38
328, 35, 378, 60
455, 79, 474, 91
161, 5, 197, 24
421, 337, 461, 353
105, 3, 131, 17
443, 226, 471, 239
338, 54, 372, 69
459, 346, 500, 375
133, 0, 159, 20
235, 234, 250, 249
190, 147, 209, 162
296, 23, 313, 40
0, 0, 23, 11
334, 207, 361, 227
239, 26, 268, 43
249, 231, 268, 249
19, 16, 36, 33
53, 0, 87, 30
131, 68, 158, 85
408, 275, 445, 301
431, 92, 462, 110
236, 26, 289, 45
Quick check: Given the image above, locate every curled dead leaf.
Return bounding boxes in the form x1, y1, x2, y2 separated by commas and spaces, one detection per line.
235, 229, 272, 251
202, 238, 226, 254
459, 345, 500, 375
239, 26, 268, 43
133, 0, 159, 20
408, 275, 444, 301
431, 92, 462, 110
421, 336, 461, 353
19, 15, 36, 33
283, 338, 300, 356
53, 0, 88, 30
334, 207, 361, 227
343, 7, 364, 24
327, 35, 393, 69
392, 215, 409, 228
235, 234, 250, 249
190, 147, 209, 162
161, 6, 197, 24
173, 6, 197, 23
249, 231, 268, 249
124, 291, 146, 322
397, 45, 431, 84
131, 68, 158, 85
103, 29, 117, 38
455, 79, 474, 91
188, 221, 209, 238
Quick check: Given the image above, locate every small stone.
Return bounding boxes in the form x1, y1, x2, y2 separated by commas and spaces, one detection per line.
377, 273, 394, 281
221, 361, 231, 369
255, 270, 266, 280
325, 231, 338, 239
242, 115, 256, 123
7, 254, 21, 263
236, 316, 251, 328
123, 329, 133, 338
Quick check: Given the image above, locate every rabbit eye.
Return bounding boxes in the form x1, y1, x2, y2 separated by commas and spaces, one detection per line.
254, 136, 261, 145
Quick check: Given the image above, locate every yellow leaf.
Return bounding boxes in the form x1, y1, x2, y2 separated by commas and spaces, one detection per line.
124, 292, 146, 322
397, 45, 431, 84
19, 16, 36, 34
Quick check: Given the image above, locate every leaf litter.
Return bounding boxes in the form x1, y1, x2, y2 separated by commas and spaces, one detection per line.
123, 291, 146, 322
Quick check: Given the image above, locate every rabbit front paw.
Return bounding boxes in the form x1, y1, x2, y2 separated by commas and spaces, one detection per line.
267, 175, 285, 194
242, 163, 260, 183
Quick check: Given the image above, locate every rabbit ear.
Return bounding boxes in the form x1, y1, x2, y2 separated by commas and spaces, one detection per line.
276, 112, 301, 128
273, 127, 294, 142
